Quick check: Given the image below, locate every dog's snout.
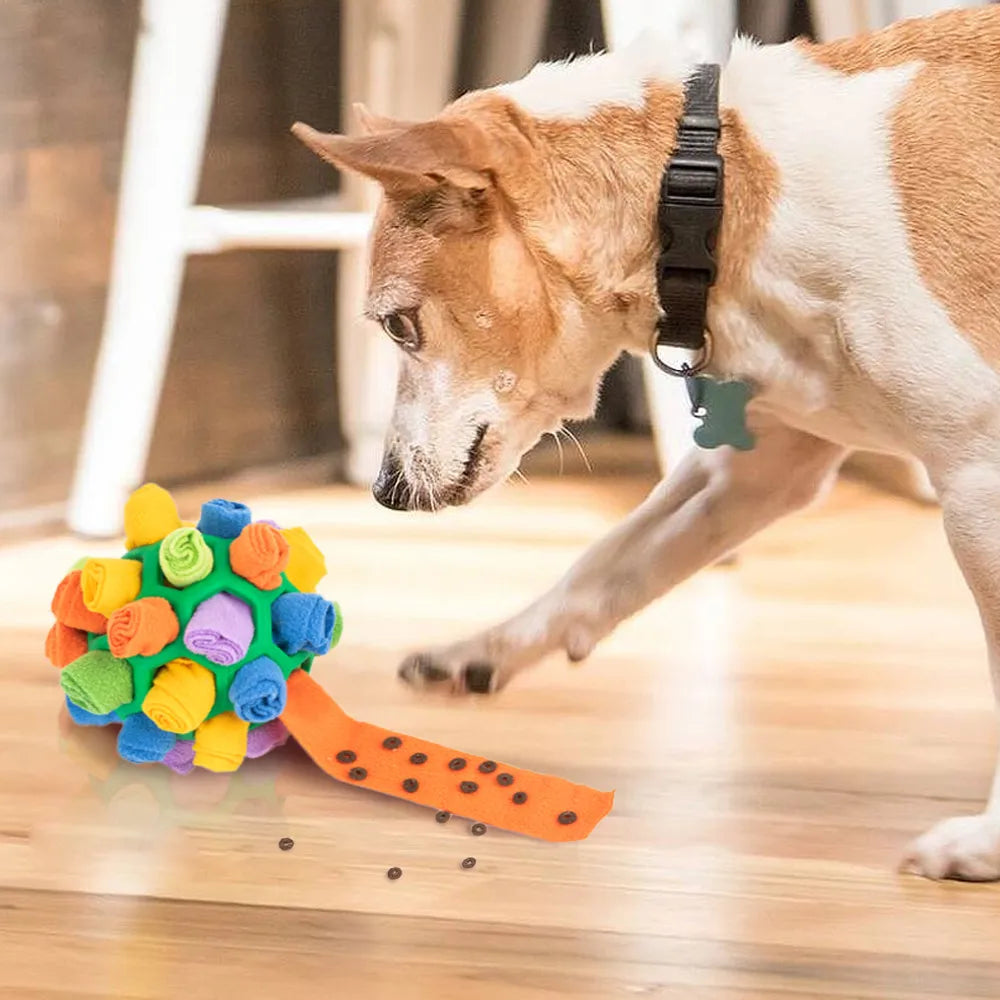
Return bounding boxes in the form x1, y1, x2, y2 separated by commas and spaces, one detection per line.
372, 451, 412, 510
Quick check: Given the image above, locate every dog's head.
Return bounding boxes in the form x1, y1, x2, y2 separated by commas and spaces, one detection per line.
293, 97, 631, 511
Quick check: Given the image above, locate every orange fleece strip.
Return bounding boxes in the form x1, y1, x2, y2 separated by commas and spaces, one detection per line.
281, 670, 613, 842
51, 570, 108, 635
107, 597, 180, 658
229, 522, 290, 590
45, 622, 90, 668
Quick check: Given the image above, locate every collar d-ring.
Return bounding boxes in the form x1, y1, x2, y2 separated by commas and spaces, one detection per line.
650, 328, 713, 377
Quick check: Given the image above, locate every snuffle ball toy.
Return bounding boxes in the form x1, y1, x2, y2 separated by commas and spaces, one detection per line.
46, 484, 613, 842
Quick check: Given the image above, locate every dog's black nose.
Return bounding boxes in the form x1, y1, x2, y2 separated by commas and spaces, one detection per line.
372, 452, 412, 510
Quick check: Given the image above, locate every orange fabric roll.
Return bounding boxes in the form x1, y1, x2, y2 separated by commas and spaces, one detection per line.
107, 597, 180, 658
45, 622, 90, 668
280, 670, 614, 843
50, 570, 108, 634
229, 522, 290, 590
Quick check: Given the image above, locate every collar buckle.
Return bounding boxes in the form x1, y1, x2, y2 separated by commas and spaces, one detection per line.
657, 184, 723, 285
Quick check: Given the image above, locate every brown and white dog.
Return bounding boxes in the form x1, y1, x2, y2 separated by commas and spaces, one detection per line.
294, 8, 1000, 880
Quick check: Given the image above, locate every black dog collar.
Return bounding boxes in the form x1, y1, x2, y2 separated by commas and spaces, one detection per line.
651, 63, 724, 376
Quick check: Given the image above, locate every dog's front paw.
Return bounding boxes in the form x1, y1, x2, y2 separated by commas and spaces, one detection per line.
901, 814, 1000, 881
397, 650, 503, 695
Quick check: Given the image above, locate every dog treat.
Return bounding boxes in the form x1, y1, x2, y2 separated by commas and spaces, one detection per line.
461, 857, 477, 870
279, 837, 294, 851
386, 867, 402, 881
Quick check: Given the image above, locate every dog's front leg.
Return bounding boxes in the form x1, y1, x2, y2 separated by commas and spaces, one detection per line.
903, 462, 1000, 880
399, 420, 844, 694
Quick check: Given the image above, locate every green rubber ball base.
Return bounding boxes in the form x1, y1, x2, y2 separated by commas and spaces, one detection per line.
87, 534, 313, 738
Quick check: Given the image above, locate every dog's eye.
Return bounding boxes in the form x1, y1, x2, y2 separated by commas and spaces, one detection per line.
380, 311, 421, 352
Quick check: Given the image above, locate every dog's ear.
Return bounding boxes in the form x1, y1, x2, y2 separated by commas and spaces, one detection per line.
291, 117, 493, 204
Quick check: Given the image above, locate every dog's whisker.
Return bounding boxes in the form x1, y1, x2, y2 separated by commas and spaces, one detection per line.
421, 464, 441, 513
560, 425, 592, 474
548, 431, 565, 475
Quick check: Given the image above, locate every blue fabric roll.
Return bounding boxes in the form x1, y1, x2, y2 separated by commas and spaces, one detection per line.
271, 592, 335, 656
65, 696, 118, 727
197, 498, 252, 539
229, 655, 287, 723
117, 712, 177, 763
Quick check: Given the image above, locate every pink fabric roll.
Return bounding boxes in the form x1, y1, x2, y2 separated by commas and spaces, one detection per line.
162, 739, 195, 775
246, 719, 289, 759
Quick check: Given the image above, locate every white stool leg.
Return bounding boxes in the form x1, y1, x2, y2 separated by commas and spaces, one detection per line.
68, 0, 228, 536
601, 0, 735, 480
461, 0, 550, 89
337, 0, 462, 485
808, 0, 869, 39
887, 0, 984, 22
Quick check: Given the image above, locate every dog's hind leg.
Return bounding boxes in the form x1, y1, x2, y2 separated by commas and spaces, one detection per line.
398, 418, 845, 694
902, 460, 1000, 880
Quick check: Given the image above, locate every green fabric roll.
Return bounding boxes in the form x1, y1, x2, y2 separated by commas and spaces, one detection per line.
60, 650, 133, 716
158, 527, 214, 587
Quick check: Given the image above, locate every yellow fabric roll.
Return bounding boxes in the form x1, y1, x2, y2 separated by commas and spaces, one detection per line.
142, 658, 216, 734
280, 527, 327, 592
124, 483, 182, 550
80, 558, 143, 616
193, 712, 249, 772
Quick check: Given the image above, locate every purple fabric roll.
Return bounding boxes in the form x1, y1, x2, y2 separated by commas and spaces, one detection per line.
245, 719, 289, 759
162, 739, 195, 774
184, 592, 255, 666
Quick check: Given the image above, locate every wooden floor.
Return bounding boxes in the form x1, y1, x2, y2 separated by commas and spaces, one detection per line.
2, 473, 1000, 999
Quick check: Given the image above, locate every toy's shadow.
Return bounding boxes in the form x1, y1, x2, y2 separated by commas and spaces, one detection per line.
56, 704, 375, 834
